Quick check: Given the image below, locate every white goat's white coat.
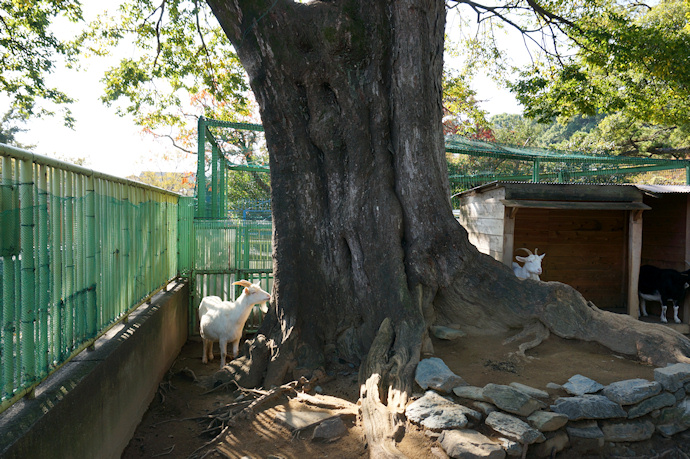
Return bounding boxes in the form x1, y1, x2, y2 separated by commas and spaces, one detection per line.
512, 248, 545, 281
199, 280, 270, 368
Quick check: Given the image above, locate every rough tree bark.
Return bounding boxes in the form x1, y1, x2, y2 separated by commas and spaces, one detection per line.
205, 0, 690, 455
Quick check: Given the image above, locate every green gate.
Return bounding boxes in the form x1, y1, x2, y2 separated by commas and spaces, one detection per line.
187, 219, 273, 335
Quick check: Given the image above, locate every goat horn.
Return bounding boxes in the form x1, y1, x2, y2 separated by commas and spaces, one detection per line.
232, 280, 252, 287
516, 248, 533, 256
535, 248, 539, 256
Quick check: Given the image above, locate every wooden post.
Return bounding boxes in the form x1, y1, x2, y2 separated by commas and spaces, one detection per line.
627, 210, 643, 318
502, 207, 517, 267
684, 195, 690, 323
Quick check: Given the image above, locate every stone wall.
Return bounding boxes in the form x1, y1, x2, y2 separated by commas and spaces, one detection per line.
410, 357, 690, 458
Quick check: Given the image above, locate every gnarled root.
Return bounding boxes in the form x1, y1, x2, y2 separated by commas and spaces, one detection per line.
503, 321, 550, 360
358, 317, 423, 458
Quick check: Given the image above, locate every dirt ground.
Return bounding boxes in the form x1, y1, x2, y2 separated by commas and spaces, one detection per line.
122, 331, 690, 459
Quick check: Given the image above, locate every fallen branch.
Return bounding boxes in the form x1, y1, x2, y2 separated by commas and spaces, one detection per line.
188, 376, 313, 458
152, 444, 175, 457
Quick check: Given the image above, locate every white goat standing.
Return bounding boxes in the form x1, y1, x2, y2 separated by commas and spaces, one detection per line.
512, 248, 545, 281
199, 280, 271, 368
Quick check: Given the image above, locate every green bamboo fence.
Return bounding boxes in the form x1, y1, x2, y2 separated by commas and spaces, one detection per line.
0, 143, 180, 414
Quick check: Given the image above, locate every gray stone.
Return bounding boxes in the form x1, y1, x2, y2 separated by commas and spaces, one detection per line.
527, 411, 568, 432
483, 383, 546, 417
509, 382, 549, 399
438, 429, 506, 459
562, 374, 604, 395
415, 357, 468, 393
453, 385, 486, 401
430, 325, 466, 340
405, 390, 481, 431
600, 419, 655, 442
626, 392, 676, 419
566, 420, 604, 439
657, 401, 690, 432
566, 419, 606, 452
496, 438, 522, 457
485, 411, 546, 445
550, 394, 626, 420
546, 382, 562, 390
657, 422, 688, 437
654, 363, 690, 391
656, 404, 686, 425
654, 398, 690, 437
531, 430, 569, 458
311, 417, 347, 442
473, 401, 498, 416
675, 387, 686, 402
601, 378, 661, 405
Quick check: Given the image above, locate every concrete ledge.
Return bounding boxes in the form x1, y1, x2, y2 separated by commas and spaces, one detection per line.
0, 279, 189, 459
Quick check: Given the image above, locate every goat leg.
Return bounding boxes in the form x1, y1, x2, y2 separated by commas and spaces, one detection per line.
640, 298, 648, 317
673, 302, 682, 324
202, 339, 207, 364
219, 339, 228, 369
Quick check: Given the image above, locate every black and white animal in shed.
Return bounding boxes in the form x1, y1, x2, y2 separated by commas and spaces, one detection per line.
638, 265, 690, 324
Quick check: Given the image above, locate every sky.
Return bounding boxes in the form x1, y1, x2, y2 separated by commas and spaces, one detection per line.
11, 4, 524, 180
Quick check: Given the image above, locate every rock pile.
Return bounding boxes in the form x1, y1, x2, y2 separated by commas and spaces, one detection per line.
408, 359, 690, 458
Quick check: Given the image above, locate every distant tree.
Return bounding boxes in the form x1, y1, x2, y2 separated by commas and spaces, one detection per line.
442, 72, 492, 139
128, 170, 196, 195
0, 0, 82, 125
512, 0, 690, 158
0, 109, 33, 148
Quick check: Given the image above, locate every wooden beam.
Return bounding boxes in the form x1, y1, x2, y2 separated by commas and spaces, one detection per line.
680, 195, 690, 324
501, 199, 651, 211
627, 211, 644, 319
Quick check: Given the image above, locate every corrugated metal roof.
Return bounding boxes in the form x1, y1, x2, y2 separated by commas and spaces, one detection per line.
635, 184, 690, 194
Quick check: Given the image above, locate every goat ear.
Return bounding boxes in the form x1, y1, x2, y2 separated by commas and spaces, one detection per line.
539, 254, 545, 260
244, 287, 250, 296
516, 256, 526, 262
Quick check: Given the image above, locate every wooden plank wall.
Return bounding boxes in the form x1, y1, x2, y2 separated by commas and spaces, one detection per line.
513, 208, 626, 310
641, 194, 687, 269
456, 187, 506, 261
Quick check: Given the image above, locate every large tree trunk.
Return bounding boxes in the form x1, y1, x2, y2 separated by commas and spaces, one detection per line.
206, 0, 690, 455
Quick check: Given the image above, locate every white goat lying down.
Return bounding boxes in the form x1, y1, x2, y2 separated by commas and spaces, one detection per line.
512, 248, 545, 281
199, 280, 270, 368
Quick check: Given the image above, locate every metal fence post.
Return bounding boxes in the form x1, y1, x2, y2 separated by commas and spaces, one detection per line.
19, 158, 36, 385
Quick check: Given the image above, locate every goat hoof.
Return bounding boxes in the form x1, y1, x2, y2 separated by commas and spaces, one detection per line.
675, 319, 682, 324
661, 318, 668, 323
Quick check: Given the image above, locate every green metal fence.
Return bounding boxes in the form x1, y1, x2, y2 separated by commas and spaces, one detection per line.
0, 143, 180, 414
190, 117, 274, 336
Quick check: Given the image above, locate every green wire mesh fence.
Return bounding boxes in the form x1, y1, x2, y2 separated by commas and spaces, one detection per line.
446, 136, 690, 207
0, 143, 180, 414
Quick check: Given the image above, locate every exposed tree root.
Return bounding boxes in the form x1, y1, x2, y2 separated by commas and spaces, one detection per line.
358, 318, 423, 459
503, 321, 550, 359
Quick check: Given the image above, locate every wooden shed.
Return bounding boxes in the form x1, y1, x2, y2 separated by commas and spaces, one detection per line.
637, 185, 690, 323
453, 182, 651, 317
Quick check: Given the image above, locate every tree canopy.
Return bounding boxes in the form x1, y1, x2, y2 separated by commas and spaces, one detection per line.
509, 0, 690, 156
0, 0, 82, 126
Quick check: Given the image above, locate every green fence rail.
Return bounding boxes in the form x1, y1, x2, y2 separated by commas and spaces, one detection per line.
0, 143, 180, 414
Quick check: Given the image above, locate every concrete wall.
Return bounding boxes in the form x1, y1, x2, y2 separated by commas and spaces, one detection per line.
0, 280, 189, 459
